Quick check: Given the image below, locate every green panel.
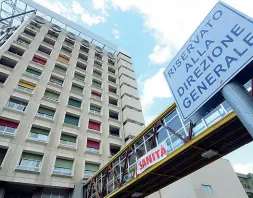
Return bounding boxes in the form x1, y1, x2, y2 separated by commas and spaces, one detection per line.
61, 134, 76, 142
50, 76, 63, 84
44, 90, 59, 100
74, 73, 85, 81
85, 163, 99, 171
64, 114, 79, 126
71, 84, 83, 93
68, 98, 81, 108
38, 107, 55, 116
26, 68, 41, 75
31, 127, 49, 135
54, 65, 66, 73
22, 153, 42, 161
55, 158, 73, 169
90, 105, 101, 112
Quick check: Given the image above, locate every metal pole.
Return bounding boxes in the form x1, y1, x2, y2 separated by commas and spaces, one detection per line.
221, 81, 253, 138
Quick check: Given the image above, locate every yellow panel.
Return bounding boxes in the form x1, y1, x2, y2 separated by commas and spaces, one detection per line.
18, 81, 35, 90
57, 55, 69, 64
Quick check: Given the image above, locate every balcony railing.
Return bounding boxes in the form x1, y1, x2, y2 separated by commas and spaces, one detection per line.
84, 170, 96, 178
86, 147, 99, 153
89, 109, 101, 115
60, 140, 76, 148
16, 39, 30, 46
37, 112, 53, 120
0, 125, 16, 136
53, 167, 72, 176
16, 85, 34, 93
43, 95, 58, 101
17, 159, 41, 172
90, 95, 101, 101
24, 71, 40, 78
7, 102, 26, 112
49, 80, 63, 86
28, 132, 48, 142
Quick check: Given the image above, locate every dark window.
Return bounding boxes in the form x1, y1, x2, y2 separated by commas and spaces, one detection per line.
68, 98, 81, 108
110, 145, 120, 156
0, 147, 7, 166
109, 126, 119, 136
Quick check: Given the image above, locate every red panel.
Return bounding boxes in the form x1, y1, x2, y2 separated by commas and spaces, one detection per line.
88, 121, 100, 131
33, 57, 47, 65
91, 91, 101, 97
0, 119, 19, 128
87, 140, 100, 149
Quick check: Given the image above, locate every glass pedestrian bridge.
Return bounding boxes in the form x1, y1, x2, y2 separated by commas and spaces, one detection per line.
81, 80, 253, 198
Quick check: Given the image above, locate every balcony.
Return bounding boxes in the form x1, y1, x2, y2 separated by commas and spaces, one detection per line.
0, 72, 8, 84
89, 109, 101, 115
37, 112, 53, 120
80, 45, 89, 54
16, 37, 30, 47
16, 85, 34, 94
43, 37, 55, 47
78, 53, 88, 62
37, 45, 52, 56
53, 167, 72, 176
24, 29, 36, 38
6, 101, 26, 112
24, 70, 40, 79
28, 132, 48, 142
0, 125, 16, 136
76, 61, 87, 72
91, 94, 101, 101
60, 139, 76, 148
61, 46, 72, 55
47, 30, 59, 39
86, 147, 99, 153
0, 56, 17, 69
17, 159, 41, 172
7, 45, 25, 57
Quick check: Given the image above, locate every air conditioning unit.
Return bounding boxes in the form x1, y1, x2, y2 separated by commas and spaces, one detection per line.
201, 149, 218, 159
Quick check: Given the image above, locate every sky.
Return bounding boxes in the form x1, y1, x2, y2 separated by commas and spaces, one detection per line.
27, 0, 253, 174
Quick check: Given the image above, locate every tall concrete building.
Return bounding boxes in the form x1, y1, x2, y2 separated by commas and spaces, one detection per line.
0, 9, 144, 197
237, 172, 253, 197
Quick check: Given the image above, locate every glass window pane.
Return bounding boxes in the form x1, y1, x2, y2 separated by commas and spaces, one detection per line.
156, 127, 168, 144
146, 137, 155, 152
167, 116, 182, 132
136, 144, 146, 157
164, 110, 177, 123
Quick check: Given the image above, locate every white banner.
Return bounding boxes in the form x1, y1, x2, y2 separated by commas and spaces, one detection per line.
136, 142, 168, 175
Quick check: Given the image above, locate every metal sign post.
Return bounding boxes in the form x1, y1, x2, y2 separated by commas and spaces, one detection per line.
221, 82, 253, 137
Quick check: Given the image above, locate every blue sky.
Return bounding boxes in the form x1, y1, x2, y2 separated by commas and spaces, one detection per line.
34, 0, 253, 174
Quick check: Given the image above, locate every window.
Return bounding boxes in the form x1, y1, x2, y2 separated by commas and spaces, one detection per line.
60, 134, 76, 148
64, 114, 79, 126
93, 70, 102, 78
90, 105, 101, 115
0, 148, 7, 166
43, 90, 60, 101
9, 45, 25, 57
64, 38, 74, 46
17, 37, 30, 46
71, 84, 84, 94
95, 52, 103, 60
0, 72, 8, 84
108, 58, 115, 66
32, 56, 47, 65
37, 106, 55, 120
109, 126, 120, 137
68, 98, 81, 108
94, 60, 102, 68
38, 45, 51, 55
86, 140, 100, 153
0, 56, 18, 69
84, 163, 99, 178
24, 29, 36, 37
29, 21, 41, 29
91, 91, 101, 100
0, 119, 19, 136
6, 98, 27, 112
49, 76, 63, 86
80, 45, 89, 53
28, 126, 49, 142
108, 76, 116, 84
88, 120, 100, 131
109, 97, 118, 106
25, 67, 41, 78
110, 145, 120, 156
61, 46, 72, 55
78, 53, 88, 62
92, 80, 102, 88
109, 110, 119, 120
54, 64, 67, 74
43, 37, 55, 46
16, 81, 35, 93
108, 67, 116, 74
57, 55, 69, 64
47, 29, 59, 38
76, 61, 87, 71
74, 72, 85, 81
202, 185, 213, 195
18, 152, 42, 172
109, 86, 117, 94
53, 158, 73, 176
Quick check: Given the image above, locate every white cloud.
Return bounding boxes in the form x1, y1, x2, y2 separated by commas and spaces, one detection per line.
144, 114, 156, 126
112, 29, 120, 39
93, 0, 106, 10
149, 45, 173, 64
111, 0, 253, 64
140, 68, 172, 111
71, 0, 106, 26
233, 162, 253, 174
